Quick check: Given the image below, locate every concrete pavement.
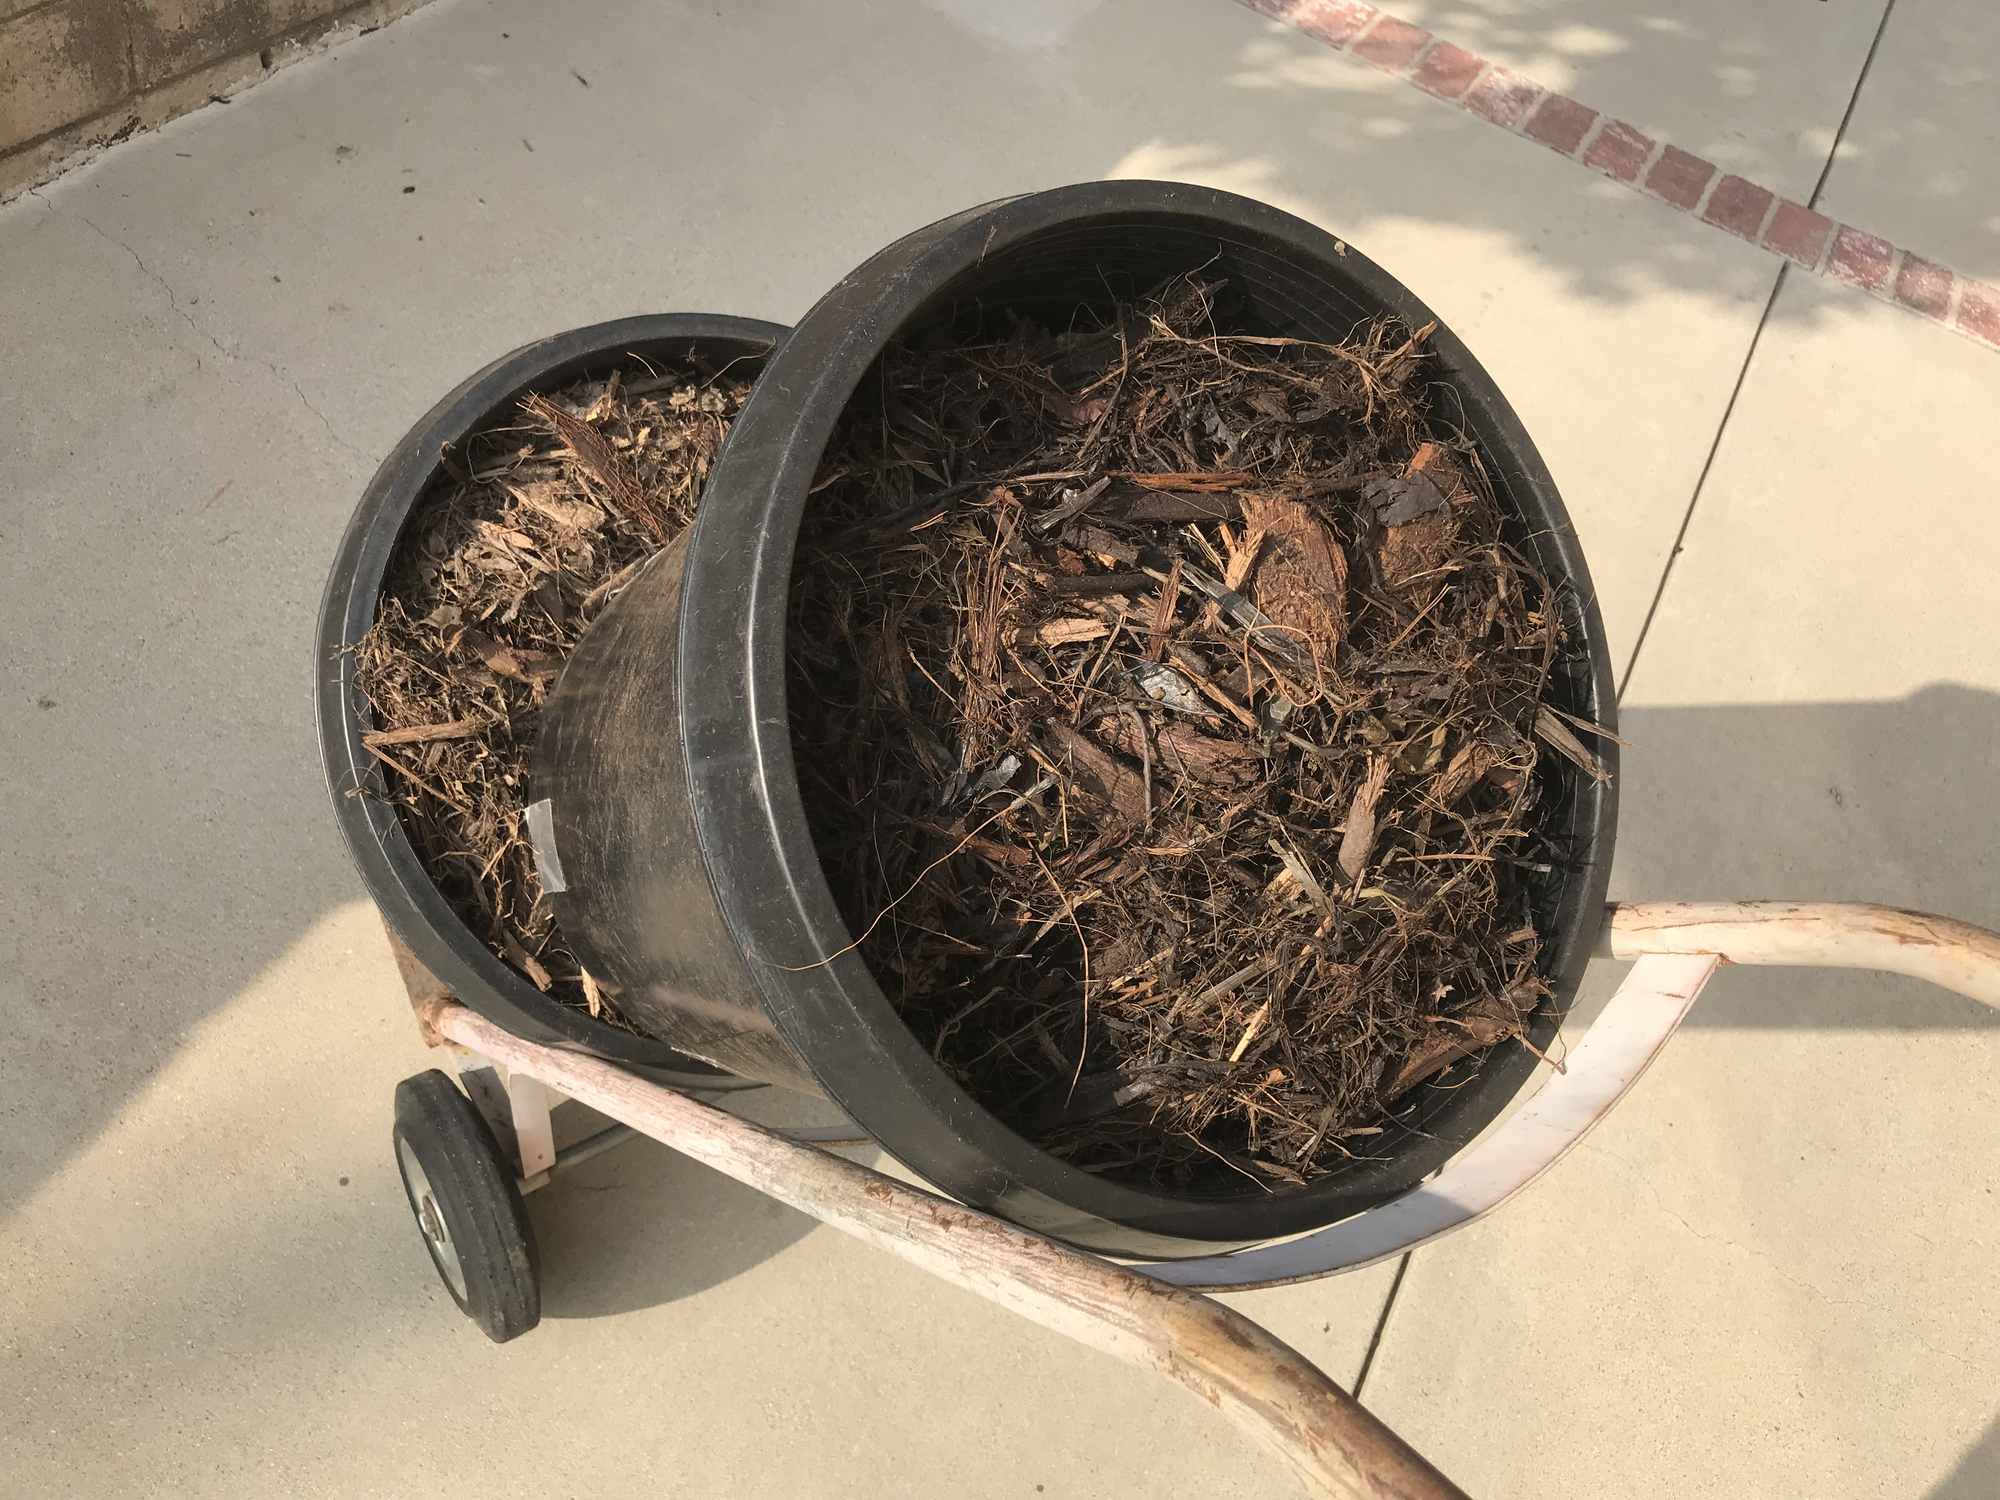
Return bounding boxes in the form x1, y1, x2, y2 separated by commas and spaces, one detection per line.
1814, 0, 2000, 280
1368, 0, 1894, 197
2, 0, 1993, 1494
1364, 272, 2000, 1497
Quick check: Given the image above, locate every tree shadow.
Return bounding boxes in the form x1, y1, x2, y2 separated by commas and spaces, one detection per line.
1230, 0, 2000, 279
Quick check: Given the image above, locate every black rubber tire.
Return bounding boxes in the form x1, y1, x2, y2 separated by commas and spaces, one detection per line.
392, 1070, 541, 1343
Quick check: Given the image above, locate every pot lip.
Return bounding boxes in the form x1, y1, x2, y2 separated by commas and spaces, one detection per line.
682, 181, 1620, 1254
314, 313, 789, 1079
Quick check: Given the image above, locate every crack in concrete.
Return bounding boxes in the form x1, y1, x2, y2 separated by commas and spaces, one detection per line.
1577, 1142, 1982, 1373
64, 204, 364, 460
75, 209, 220, 350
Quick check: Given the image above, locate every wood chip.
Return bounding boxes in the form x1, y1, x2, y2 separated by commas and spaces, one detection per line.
1337, 756, 1391, 881
1534, 705, 1610, 782
474, 519, 540, 551
1223, 525, 1266, 593
510, 485, 607, 532
362, 718, 486, 748
1146, 556, 1183, 662
501, 933, 553, 992
1375, 509, 1456, 586
1238, 493, 1348, 659
1228, 999, 1272, 1064
1031, 617, 1111, 648
1118, 489, 1244, 523
1436, 739, 1501, 804
1092, 712, 1261, 786
1364, 472, 1449, 527
521, 393, 673, 546
1038, 721, 1150, 828
1073, 524, 1139, 565
1382, 992, 1525, 1099
1120, 468, 1252, 491
1043, 569, 1152, 597
1269, 837, 1333, 914
457, 629, 560, 683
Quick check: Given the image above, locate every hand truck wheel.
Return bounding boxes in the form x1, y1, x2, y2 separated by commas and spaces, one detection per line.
392, 1069, 542, 1343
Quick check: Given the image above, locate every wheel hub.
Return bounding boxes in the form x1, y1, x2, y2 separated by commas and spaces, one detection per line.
397, 1135, 468, 1300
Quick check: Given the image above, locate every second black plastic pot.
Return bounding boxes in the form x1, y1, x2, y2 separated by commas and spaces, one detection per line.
537, 183, 1620, 1256
316, 314, 786, 1085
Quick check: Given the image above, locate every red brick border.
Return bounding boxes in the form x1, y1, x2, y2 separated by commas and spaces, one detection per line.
1703, 176, 1775, 241
1764, 201, 1834, 268
1234, 0, 1998, 354
1581, 120, 1653, 183
1645, 147, 1713, 212
1523, 94, 1598, 155
1828, 226, 1894, 290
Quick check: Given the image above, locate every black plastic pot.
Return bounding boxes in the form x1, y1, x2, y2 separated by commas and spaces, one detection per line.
315, 314, 787, 1084
537, 183, 1620, 1256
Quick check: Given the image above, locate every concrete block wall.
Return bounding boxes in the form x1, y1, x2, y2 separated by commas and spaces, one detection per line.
1, 0, 431, 197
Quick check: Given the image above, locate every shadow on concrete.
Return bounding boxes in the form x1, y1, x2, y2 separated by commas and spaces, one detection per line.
1929, 1417, 2000, 1500
528, 1095, 848, 1319
1615, 684, 2000, 1032
1153, 0, 1912, 320
530, 1147, 818, 1319
1239, 0, 2000, 276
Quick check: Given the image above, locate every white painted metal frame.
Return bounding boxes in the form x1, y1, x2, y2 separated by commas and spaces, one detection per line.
1141, 900, 2000, 1287
1602, 900, 2000, 1004
449, 1051, 871, 1193
1138, 951, 1722, 1288
409, 902, 2000, 1500
433, 1000, 1467, 1500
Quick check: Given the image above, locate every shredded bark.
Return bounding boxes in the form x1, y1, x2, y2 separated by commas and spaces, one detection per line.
353, 365, 751, 1023
786, 273, 1599, 1191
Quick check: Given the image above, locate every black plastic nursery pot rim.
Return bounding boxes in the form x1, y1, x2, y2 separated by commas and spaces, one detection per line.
676, 182, 1620, 1254
315, 313, 786, 1082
